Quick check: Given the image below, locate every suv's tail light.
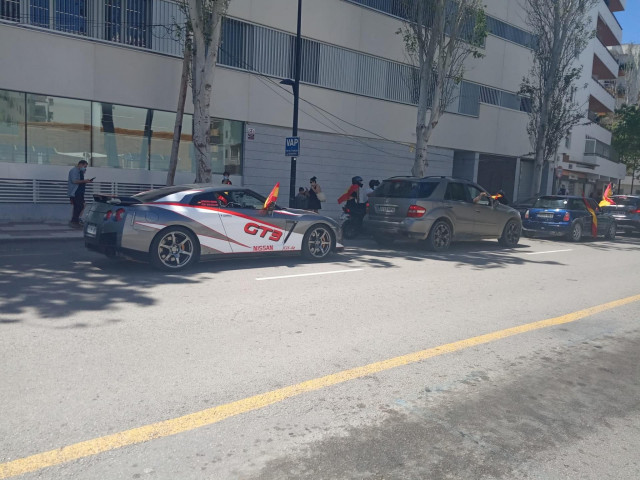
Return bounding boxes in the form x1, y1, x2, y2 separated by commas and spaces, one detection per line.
104, 210, 113, 221
115, 208, 126, 222
563, 212, 570, 222
407, 205, 426, 218
631, 208, 640, 214
365, 201, 370, 214
524, 210, 529, 219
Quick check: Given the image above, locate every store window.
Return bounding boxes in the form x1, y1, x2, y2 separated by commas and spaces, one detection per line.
91, 102, 149, 169
150, 110, 195, 173
0, 89, 26, 164
210, 119, 242, 175
26, 94, 91, 166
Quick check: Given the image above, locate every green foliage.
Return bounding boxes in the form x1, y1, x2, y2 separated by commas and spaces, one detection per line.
611, 105, 640, 173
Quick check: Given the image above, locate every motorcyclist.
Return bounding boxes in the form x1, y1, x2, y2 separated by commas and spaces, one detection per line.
338, 176, 364, 205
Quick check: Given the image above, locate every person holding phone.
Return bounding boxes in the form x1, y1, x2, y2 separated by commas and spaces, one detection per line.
67, 159, 94, 228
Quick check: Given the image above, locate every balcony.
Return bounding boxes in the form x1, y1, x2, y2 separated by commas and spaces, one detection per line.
603, 0, 625, 13
596, 7, 622, 46
589, 78, 616, 114
593, 40, 619, 79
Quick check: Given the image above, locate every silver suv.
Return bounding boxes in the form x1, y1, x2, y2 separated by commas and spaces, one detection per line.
364, 176, 522, 251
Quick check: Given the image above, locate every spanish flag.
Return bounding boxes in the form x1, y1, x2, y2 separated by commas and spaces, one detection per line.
582, 195, 598, 238
598, 183, 616, 207
337, 184, 359, 204
263, 182, 280, 209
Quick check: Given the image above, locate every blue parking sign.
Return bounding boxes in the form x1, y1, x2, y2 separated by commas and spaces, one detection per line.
285, 137, 300, 157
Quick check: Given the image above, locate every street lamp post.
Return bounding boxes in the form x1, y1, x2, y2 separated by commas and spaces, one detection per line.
285, 0, 302, 207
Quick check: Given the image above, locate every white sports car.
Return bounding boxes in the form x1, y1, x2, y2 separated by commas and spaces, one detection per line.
84, 184, 343, 270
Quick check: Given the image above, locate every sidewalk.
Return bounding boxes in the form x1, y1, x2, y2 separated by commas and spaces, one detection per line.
0, 222, 84, 241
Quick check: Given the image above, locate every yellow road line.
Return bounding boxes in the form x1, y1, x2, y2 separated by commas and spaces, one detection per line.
2, 293, 640, 479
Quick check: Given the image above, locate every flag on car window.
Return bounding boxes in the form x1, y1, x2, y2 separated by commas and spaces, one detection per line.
598, 183, 616, 207
582, 195, 598, 238
263, 182, 280, 209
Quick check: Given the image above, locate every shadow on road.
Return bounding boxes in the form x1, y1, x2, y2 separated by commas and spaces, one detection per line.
0, 233, 580, 324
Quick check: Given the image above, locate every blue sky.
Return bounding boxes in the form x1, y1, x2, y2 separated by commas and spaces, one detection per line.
618, 1, 640, 44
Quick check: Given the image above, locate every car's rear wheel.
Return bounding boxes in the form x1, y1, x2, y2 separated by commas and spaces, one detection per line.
302, 224, 334, 260
425, 220, 452, 252
150, 226, 199, 271
498, 219, 521, 247
567, 222, 583, 242
604, 223, 617, 240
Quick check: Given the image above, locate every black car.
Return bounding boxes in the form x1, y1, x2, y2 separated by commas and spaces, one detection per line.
600, 195, 640, 234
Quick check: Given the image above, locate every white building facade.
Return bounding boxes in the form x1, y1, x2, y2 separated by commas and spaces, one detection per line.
0, 0, 614, 220
555, 0, 627, 198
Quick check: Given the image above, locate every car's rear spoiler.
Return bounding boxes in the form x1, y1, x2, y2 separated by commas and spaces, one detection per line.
93, 194, 142, 206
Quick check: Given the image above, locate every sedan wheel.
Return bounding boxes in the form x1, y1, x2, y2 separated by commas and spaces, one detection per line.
426, 220, 452, 252
151, 227, 199, 271
605, 223, 617, 240
498, 219, 521, 247
302, 224, 334, 260
568, 222, 582, 242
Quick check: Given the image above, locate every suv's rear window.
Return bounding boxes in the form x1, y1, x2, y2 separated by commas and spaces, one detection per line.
375, 180, 438, 199
611, 196, 640, 206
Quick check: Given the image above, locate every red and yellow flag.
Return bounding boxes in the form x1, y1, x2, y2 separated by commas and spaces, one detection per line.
582, 195, 598, 238
337, 184, 359, 204
598, 183, 616, 207
263, 182, 280, 209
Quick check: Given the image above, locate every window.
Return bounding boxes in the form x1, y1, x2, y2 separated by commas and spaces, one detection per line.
0, 0, 20, 21
104, 0, 149, 46
376, 180, 433, 198
150, 110, 194, 173
467, 185, 490, 205
222, 190, 266, 210
445, 182, 469, 202
55, 0, 88, 35
91, 103, 149, 169
210, 119, 243, 175
29, 0, 49, 27
0, 89, 26, 164
26, 94, 91, 166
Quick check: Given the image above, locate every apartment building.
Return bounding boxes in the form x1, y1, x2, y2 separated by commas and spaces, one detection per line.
0, 0, 564, 220
555, 0, 627, 198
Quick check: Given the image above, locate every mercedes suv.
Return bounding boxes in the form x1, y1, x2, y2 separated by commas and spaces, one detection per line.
364, 176, 522, 251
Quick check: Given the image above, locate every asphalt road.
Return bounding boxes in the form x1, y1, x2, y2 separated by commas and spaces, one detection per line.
1, 233, 639, 479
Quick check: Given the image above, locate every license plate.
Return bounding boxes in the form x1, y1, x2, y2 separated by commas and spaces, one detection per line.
86, 224, 97, 237
376, 205, 396, 214
537, 213, 553, 219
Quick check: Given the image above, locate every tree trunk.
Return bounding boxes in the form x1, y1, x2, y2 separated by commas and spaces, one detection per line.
167, 41, 192, 186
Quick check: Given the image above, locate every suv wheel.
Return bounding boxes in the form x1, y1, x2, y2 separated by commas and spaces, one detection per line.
498, 219, 521, 247
426, 220, 452, 252
604, 223, 616, 240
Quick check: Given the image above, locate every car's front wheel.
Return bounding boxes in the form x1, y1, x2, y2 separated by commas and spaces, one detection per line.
302, 224, 334, 260
150, 226, 200, 271
567, 222, 583, 242
604, 223, 617, 240
425, 220, 452, 252
498, 219, 521, 247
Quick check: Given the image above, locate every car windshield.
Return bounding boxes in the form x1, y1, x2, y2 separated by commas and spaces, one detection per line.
534, 197, 569, 209
375, 180, 438, 199
611, 196, 640, 206
134, 186, 196, 202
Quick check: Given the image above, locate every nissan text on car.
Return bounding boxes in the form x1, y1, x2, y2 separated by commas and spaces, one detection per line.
83, 185, 343, 270
364, 176, 522, 251
522, 196, 617, 242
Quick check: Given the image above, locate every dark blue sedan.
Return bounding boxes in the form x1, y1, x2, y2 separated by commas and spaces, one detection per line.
522, 196, 617, 242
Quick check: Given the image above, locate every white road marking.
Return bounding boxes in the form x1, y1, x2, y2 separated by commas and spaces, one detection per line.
256, 269, 363, 281
525, 249, 573, 255
0, 253, 50, 258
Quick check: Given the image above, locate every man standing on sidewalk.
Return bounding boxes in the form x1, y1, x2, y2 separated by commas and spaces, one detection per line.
67, 160, 94, 229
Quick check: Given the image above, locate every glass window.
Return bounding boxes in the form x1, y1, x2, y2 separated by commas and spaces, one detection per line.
445, 182, 469, 202
223, 190, 266, 210
210, 119, 243, 175
55, 0, 87, 35
150, 110, 195, 173
534, 197, 569, 209
26, 94, 91, 166
1, 0, 20, 21
125, 0, 149, 47
0, 89, 26, 164
104, 0, 123, 42
92, 102, 149, 169
468, 185, 490, 205
30, 0, 49, 27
